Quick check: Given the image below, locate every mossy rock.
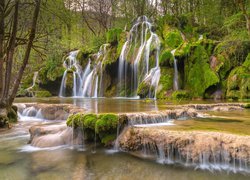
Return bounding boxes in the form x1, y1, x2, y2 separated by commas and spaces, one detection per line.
83, 113, 98, 130
159, 50, 173, 67
7, 108, 17, 123
226, 64, 250, 99
185, 45, 219, 97
66, 113, 84, 128
163, 28, 184, 49
0, 115, 9, 128
243, 53, 250, 71
101, 134, 116, 146
95, 113, 119, 133
244, 104, 250, 108
157, 68, 174, 99
171, 90, 191, 100
34, 90, 52, 97
137, 81, 150, 98
106, 28, 123, 45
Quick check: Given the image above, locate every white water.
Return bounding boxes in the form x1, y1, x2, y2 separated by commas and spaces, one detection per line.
59, 44, 108, 98
171, 49, 179, 90
59, 50, 81, 97
117, 16, 161, 98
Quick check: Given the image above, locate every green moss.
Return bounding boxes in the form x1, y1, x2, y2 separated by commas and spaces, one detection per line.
106, 28, 122, 45
244, 104, 250, 108
0, 115, 9, 128
185, 45, 219, 97
7, 108, 17, 123
157, 68, 173, 99
159, 50, 173, 66
164, 30, 184, 49
34, 90, 52, 97
243, 53, 250, 71
101, 134, 116, 146
95, 113, 119, 133
226, 64, 250, 99
66, 113, 84, 128
171, 90, 191, 100
137, 81, 150, 98
117, 31, 127, 56
83, 114, 98, 129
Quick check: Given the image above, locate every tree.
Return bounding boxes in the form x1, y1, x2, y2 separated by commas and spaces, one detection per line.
0, 0, 41, 128
236, 0, 250, 36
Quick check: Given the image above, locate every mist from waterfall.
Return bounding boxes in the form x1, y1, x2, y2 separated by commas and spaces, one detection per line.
117, 16, 161, 99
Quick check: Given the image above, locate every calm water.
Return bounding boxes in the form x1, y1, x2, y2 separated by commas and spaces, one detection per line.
14, 97, 243, 113
0, 98, 248, 179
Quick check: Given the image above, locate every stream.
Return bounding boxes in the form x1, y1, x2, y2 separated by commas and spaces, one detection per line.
0, 98, 249, 179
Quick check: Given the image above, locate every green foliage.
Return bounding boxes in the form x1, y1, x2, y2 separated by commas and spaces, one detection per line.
106, 28, 123, 45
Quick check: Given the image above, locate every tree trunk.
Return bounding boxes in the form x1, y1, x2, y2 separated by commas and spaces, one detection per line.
237, 0, 250, 36
8, 0, 41, 106
0, 0, 4, 99
3, 0, 19, 101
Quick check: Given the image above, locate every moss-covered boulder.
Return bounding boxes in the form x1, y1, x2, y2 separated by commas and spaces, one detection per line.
34, 90, 52, 97
171, 90, 191, 100
156, 68, 174, 99
95, 113, 118, 133
66, 113, 119, 146
226, 54, 250, 99
185, 45, 219, 97
162, 26, 184, 49
106, 28, 123, 45
137, 81, 151, 98
0, 115, 8, 128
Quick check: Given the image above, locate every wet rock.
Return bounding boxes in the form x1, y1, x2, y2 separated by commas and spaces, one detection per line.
119, 127, 250, 166
29, 123, 83, 147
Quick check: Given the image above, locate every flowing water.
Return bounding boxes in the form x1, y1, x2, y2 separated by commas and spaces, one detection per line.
1, 98, 249, 179
59, 44, 108, 98
117, 16, 161, 98
171, 48, 179, 90
0, 106, 250, 179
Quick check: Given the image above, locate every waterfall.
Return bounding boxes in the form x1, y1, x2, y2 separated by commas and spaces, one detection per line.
117, 16, 161, 98
171, 49, 179, 90
59, 44, 108, 98
59, 50, 81, 97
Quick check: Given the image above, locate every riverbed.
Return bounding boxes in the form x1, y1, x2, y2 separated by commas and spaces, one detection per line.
0, 98, 250, 179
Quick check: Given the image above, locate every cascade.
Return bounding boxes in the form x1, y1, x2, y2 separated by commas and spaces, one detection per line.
59, 50, 81, 97
171, 49, 179, 90
59, 44, 108, 97
117, 16, 161, 98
